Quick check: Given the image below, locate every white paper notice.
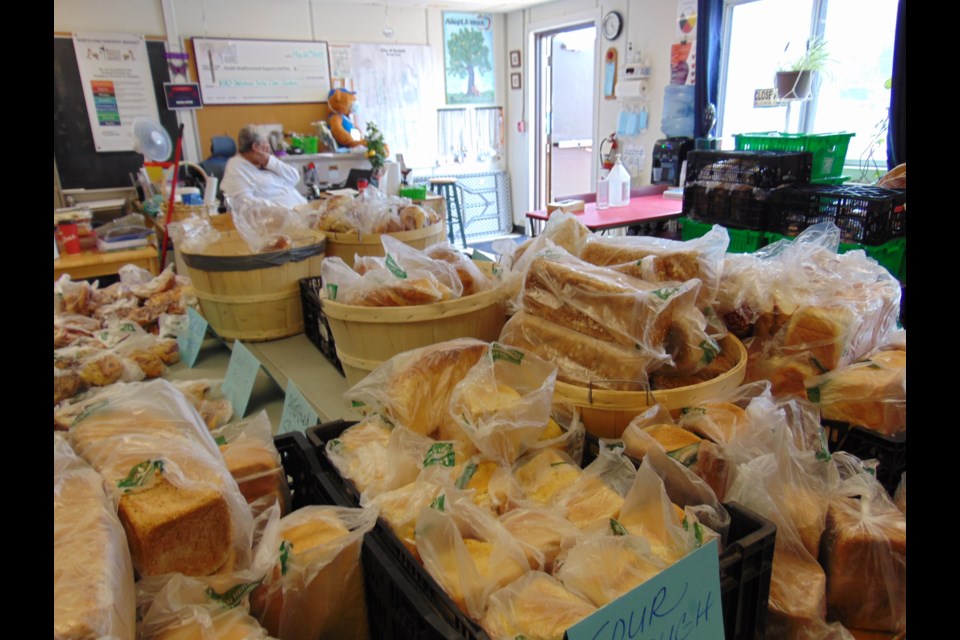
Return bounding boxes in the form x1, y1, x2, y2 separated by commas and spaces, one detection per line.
73, 33, 160, 152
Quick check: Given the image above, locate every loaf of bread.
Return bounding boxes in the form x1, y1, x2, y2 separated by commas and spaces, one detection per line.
481, 571, 597, 640
54, 435, 136, 640
556, 535, 668, 607
499, 312, 661, 390
498, 508, 582, 572
821, 496, 906, 632
146, 608, 272, 640
67, 380, 252, 578
425, 243, 492, 296
559, 473, 625, 529
369, 466, 450, 558
513, 212, 592, 266
250, 506, 376, 640
678, 402, 750, 445
325, 416, 393, 495
514, 448, 583, 507
54, 367, 86, 407
352, 339, 488, 437
522, 251, 698, 349
808, 349, 906, 435
623, 424, 702, 466
767, 549, 829, 638
347, 275, 457, 307
215, 416, 290, 517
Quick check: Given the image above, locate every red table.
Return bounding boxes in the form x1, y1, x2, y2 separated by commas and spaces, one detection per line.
526, 194, 683, 236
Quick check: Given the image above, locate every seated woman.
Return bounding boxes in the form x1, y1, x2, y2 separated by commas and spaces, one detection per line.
220, 125, 307, 210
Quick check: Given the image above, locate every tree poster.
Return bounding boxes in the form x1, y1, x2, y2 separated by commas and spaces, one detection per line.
443, 12, 495, 105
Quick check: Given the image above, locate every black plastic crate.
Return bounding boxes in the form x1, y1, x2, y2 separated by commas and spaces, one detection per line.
686, 149, 813, 188
299, 276, 344, 375
771, 184, 907, 245
682, 182, 774, 231
313, 420, 775, 640
822, 419, 906, 495
274, 430, 335, 509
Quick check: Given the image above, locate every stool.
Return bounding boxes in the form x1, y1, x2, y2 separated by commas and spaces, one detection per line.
429, 177, 467, 247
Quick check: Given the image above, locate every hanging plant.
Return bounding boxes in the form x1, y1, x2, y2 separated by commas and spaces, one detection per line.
775, 37, 831, 100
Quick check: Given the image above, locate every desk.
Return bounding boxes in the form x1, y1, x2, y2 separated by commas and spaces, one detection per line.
526, 195, 683, 236
54, 244, 159, 281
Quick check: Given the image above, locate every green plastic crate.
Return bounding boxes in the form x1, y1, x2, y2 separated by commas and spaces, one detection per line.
398, 185, 427, 200
734, 132, 855, 181
764, 232, 905, 282
680, 217, 767, 253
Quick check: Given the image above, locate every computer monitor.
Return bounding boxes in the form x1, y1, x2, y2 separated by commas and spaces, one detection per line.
343, 168, 374, 190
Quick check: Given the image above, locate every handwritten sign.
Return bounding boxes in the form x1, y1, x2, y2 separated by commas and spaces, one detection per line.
565, 540, 723, 640
178, 307, 209, 368
279, 381, 318, 434
221, 341, 261, 419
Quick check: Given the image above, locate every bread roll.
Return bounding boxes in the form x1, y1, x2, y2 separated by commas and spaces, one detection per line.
425, 243, 491, 296
400, 204, 429, 229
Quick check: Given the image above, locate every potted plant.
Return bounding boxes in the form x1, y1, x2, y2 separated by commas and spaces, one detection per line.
775, 37, 830, 100
364, 122, 388, 184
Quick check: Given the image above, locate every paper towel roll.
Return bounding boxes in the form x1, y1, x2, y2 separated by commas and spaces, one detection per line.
380, 162, 401, 196
203, 177, 219, 206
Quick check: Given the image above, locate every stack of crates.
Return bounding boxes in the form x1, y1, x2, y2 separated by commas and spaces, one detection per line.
733, 131, 855, 184
682, 149, 813, 252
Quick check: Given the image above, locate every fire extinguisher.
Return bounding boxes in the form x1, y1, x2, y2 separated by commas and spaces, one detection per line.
599, 133, 618, 171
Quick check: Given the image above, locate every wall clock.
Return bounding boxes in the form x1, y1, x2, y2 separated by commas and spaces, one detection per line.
603, 11, 623, 41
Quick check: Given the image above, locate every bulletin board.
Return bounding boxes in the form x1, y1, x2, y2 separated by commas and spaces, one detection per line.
54, 35, 178, 189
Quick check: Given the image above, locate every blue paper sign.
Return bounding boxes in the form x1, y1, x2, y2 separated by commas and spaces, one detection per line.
565, 540, 724, 640
221, 341, 261, 419
178, 307, 209, 368
279, 381, 319, 434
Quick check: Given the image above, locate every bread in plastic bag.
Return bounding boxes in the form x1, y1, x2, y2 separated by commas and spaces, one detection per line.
519, 405, 586, 466
556, 442, 635, 529
213, 412, 291, 517
324, 414, 393, 495
447, 342, 558, 464
521, 248, 701, 353
425, 242, 493, 295
249, 504, 378, 640
54, 312, 102, 347
54, 433, 136, 640
806, 349, 906, 435
382, 234, 465, 295
555, 532, 669, 608
497, 508, 583, 572
231, 199, 308, 253
512, 447, 583, 508
55, 274, 97, 316
365, 464, 452, 558
820, 454, 906, 633
343, 338, 489, 437
321, 254, 458, 306
415, 492, 530, 619
480, 571, 597, 640
54, 366, 88, 407
66, 379, 255, 578
170, 378, 235, 431
894, 472, 905, 514
580, 223, 730, 306
499, 311, 663, 390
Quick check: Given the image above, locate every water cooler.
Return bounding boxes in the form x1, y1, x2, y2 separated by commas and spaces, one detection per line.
652, 85, 696, 186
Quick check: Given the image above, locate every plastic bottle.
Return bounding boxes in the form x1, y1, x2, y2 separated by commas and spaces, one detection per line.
608, 155, 631, 207
596, 176, 610, 209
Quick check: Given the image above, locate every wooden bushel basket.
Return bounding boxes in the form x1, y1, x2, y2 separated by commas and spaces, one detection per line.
181, 230, 326, 342
553, 334, 749, 439
321, 271, 507, 387
322, 221, 447, 261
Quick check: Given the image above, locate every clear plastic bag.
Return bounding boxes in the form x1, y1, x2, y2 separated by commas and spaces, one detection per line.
806, 349, 906, 436
893, 472, 905, 514
344, 338, 489, 438
55, 274, 97, 316
352, 187, 411, 234
448, 342, 558, 464
415, 492, 530, 619
381, 234, 464, 296
168, 217, 222, 255
54, 434, 136, 640
249, 503, 378, 640
324, 414, 394, 495
170, 378, 234, 431
232, 199, 308, 253
320, 253, 458, 307
66, 379, 255, 578
556, 442, 634, 530
480, 571, 597, 640
365, 464, 453, 558
497, 507, 583, 573
821, 454, 906, 633
425, 242, 493, 296
580, 223, 730, 306
212, 412, 290, 517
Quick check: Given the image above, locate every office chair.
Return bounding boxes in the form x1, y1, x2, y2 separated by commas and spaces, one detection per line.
200, 136, 237, 182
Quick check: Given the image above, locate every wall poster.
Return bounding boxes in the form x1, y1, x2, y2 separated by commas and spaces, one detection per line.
72, 32, 160, 152
442, 12, 495, 105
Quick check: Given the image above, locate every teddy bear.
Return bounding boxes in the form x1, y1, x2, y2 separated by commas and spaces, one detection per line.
326, 88, 366, 149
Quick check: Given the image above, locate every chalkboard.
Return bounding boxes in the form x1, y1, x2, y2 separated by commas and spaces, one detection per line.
54, 36, 178, 189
